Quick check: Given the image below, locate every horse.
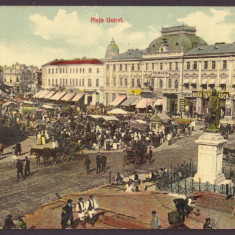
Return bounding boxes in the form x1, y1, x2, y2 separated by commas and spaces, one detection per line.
0, 144, 6, 155
30, 148, 45, 166
42, 148, 59, 165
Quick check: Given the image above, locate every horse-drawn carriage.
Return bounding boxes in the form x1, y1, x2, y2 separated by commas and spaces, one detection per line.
62, 142, 87, 162
123, 145, 149, 165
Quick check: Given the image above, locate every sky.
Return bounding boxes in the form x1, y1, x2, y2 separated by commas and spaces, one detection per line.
0, 6, 235, 67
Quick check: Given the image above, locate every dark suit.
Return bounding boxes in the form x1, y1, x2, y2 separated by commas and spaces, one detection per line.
62, 204, 73, 226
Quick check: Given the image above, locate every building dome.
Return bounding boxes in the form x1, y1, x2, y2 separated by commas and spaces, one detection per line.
105, 38, 119, 59
148, 25, 207, 54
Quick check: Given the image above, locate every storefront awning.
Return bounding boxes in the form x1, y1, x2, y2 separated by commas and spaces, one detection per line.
191, 79, 197, 84
201, 79, 207, 85
183, 79, 190, 84
61, 93, 76, 101
71, 93, 85, 102
36, 90, 51, 98
208, 79, 215, 85
44, 91, 57, 99
33, 91, 41, 98
121, 96, 139, 106
110, 95, 127, 106
220, 79, 227, 84
154, 99, 163, 106
136, 98, 154, 109
49, 91, 67, 100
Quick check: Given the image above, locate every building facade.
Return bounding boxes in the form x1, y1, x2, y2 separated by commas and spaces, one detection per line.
3, 63, 40, 94
41, 58, 105, 105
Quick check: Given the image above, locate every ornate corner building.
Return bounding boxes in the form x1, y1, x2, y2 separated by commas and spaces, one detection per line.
103, 25, 235, 118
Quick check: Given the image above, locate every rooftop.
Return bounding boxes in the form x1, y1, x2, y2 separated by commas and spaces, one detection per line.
111, 49, 145, 60
44, 59, 103, 66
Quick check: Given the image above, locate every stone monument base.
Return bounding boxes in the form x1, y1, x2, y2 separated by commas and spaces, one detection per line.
193, 132, 233, 186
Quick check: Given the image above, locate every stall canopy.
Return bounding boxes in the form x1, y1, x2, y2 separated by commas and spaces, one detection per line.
2, 101, 17, 107
49, 91, 67, 101
33, 91, 41, 98
71, 93, 85, 102
62, 92, 77, 101
36, 90, 51, 99
121, 96, 139, 106
44, 91, 57, 99
136, 98, 154, 109
110, 95, 127, 106
22, 100, 34, 105
88, 115, 101, 119
107, 108, 130, 115
42, 104, 54, 109
154, 99, 163, 106
102, 116, 119, 121
150, 113, 171, 122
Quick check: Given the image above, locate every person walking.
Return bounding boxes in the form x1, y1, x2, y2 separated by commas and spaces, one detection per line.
101, 154, 107, 172
16, 159, 24, 179
24, 157, 30, 177
84, 155, 91, 175
151, 211, 161, 229
96, 153, 101, 174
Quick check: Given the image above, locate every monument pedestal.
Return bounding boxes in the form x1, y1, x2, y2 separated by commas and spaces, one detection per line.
194, 132, 232, 185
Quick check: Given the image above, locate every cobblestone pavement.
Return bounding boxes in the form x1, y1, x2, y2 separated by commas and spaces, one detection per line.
0, 126, 234, 227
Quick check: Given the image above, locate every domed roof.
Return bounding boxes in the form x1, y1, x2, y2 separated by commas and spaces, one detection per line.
105, 38, 119, 59
148, 25, 207, 54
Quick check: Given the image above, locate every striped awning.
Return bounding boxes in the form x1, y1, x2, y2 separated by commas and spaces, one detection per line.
61, 93, 76, 101
136, 98, 154, 109
49, 91, 67, 100
33, 91, 41, 98
35, 90, 50, 98
110, 95, 127, 106
71, 93, 85, 102
121, 96, 139, 106
44, 91, 57, 99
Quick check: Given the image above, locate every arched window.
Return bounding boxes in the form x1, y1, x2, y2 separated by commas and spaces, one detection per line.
168, 79, 172, 88
131, 79, 135, 87
175, 80, 178, 89
160, 79, 163, 88
125, 78, 128, 86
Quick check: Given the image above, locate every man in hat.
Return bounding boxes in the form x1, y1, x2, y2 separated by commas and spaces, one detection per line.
16, 216, 27, 229
87, 195, 99, 226
3, 214, 16, 229
100, 153, 107, 172
96, 153, 101, 174
62, 199, 74, 228
151, 211, 161, 229
203, 218, 213, 229
24, 157, 30, 177
16, 159, 24, 179
148, 147, 153, 162
76, 197, 87, 228
84, 155, 91, 175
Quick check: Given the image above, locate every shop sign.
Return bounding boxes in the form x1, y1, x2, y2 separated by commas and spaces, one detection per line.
129, 89, 143, 95
192, 90, 230, 99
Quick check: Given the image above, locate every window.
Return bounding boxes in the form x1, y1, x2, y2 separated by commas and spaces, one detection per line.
146, 63, 148, 70
175, 62, 178, 70
212, 61, 216, 70
132, 79, 135, 87
70, 68, 72, 73
60, 78, 62, 85
137, 79, 141, 88
138, 64, 140, 71
160, 79, 163, 88
66, 79, 68, 86
60, 68, 62, 73
160, 63, 163, 70
73, 79, 74, 87
204, 61, 208, 70
52, 79, 54, 86
175, 80, 178, 89
107, 65, 109, 71
76, 68, 78, 73
131, 64, 134, 71
70, 79, 71, 86
168, 79, 172, 88
120, 78, 122, 86
112, 93, 116, 101
48, 79, 50, 86
187, 62, 190, 70
113, 77, 116, 86
223, 60, 227, 70
193, 61, 197, 70
125, 64, 128, 71
152, 63, 154, 70
80, 68, 82, 73
82, 79, 84, 86
52, 68, 54, 74
76, 79, 78, 86
48, 68, 50, 74
97, 68, 100, 73
192, 84, 197, 89
88, 79, 92, 87
151, 79, 154, 87
56, 79, 58, 86
96, 79, 99, 87
113, 65, 116, 71
89, 68, 92, 73
79, 79, 81, 86
169, 62, 172, 70
125, 78, 128, 86
120, 64, 122, 71
83, 68, 85, 73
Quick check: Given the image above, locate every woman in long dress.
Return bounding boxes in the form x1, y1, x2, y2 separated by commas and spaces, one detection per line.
41, 133, 46, 145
